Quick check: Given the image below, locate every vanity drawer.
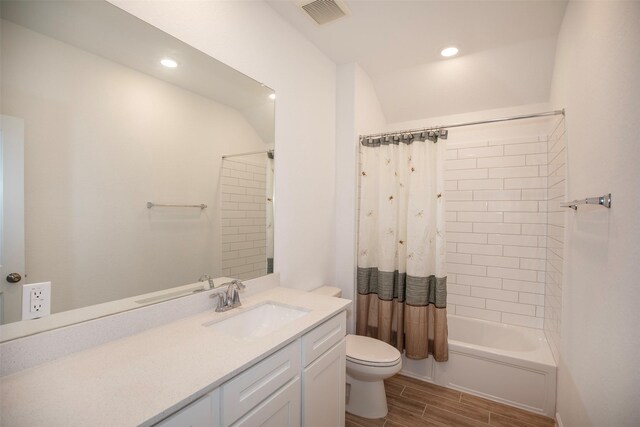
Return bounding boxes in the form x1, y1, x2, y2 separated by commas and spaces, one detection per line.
222, 340, 300, 426
302, 312, 346, 367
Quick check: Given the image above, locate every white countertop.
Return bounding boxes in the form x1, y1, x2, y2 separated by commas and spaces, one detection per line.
0, 287, 351, 426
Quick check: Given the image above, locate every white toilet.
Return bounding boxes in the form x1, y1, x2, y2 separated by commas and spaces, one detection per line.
311, 287, 402, 419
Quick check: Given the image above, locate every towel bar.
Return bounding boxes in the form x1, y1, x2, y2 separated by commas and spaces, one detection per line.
561, 193, 611, 210
147, 202, 207, 209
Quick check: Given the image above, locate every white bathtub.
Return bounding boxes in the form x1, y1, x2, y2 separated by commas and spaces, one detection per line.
401, 314, 557, 417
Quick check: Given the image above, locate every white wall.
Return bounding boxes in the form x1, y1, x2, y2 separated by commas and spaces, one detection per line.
335, 63, 386, 331
109, 0, 337, 291
548, 1, 640, 425
0, 20, 266, 322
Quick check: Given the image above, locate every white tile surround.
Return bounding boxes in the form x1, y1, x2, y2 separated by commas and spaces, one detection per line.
445, 135, 550, 329
544, 118, 566, 361
220, 156, 268, 280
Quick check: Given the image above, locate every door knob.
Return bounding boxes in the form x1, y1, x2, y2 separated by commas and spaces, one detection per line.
6, 273, 22, 283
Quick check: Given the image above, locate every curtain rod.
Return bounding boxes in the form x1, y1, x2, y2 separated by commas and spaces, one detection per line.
360, 109, 565, 140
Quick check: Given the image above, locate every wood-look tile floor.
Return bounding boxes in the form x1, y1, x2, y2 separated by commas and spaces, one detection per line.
346, 374, 555, 427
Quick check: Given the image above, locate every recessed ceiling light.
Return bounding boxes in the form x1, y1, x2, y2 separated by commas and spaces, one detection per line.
440, 47, 459, 58
160, 58, 178, 68
269, 93, 276, 100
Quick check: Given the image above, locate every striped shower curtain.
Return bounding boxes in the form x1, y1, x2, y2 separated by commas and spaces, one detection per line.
357, 132, 448, 361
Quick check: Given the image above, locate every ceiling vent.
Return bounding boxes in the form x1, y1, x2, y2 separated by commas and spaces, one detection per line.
298, 0, 351, 25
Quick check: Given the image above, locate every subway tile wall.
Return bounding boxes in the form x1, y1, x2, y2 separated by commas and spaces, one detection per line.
545, 118, 566, 361
220, 156, 268, 280
445, 135, 549, 329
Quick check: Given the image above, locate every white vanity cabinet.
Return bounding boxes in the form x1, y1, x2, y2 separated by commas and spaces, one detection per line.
154, 311, 346, 427
157, 388, 221, 427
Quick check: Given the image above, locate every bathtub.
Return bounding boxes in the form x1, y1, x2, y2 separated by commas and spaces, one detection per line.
401, 314, 557, 417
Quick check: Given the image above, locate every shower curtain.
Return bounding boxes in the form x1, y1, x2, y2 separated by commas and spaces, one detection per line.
357, 132, 448, 361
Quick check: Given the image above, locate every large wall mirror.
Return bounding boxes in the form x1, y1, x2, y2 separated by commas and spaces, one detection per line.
0, 1, 275, 339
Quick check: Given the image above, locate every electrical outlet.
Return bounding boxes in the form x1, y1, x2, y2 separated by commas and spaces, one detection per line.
22, 282, 51, 320
31, 288, 44, 313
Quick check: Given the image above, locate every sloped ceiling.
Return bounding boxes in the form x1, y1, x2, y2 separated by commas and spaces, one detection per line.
266, 0, 568, 123
2, 0, 275, 145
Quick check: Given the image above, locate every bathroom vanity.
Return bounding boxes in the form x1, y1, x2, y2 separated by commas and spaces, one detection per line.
0, 286, 350, 426
160, 311, 345, 427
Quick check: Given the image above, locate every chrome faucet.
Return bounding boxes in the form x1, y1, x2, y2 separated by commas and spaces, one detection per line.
210, 279, 245, 312
198, 274, 215, 290
225, 279, 245, 308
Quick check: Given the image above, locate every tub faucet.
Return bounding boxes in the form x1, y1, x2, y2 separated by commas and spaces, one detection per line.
198, 274, 215, 290
210, 279, 245, 312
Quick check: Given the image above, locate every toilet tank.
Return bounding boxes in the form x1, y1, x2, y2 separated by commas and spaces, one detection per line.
311, 286, 342, 298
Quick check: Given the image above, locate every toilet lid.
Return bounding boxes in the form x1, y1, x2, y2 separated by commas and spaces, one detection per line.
346, 334, 401, 366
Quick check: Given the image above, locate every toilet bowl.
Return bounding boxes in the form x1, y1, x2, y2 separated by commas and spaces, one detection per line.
311, 287, 403, 419
345, 334, 402, 418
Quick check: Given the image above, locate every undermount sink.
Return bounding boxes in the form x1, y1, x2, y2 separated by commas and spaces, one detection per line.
203, 302, 309, 338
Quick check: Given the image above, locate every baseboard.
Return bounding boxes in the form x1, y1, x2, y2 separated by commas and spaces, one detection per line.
555, 411, 564, 427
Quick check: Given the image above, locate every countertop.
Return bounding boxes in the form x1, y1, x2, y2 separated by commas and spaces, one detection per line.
0, 287, 351, 426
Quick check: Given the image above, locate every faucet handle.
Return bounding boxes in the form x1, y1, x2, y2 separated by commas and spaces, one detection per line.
221, 279, 245, 291
210, 291, 228, 312
231, 279, 245, 290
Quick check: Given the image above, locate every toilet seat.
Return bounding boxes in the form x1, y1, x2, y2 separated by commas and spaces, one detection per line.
347, 356, 401, 368
346, 334, 401, 367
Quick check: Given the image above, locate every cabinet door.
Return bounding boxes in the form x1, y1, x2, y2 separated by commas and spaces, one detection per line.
156, 388, 220, 427
302, 339, 346, 427
231, 378, 301, 427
